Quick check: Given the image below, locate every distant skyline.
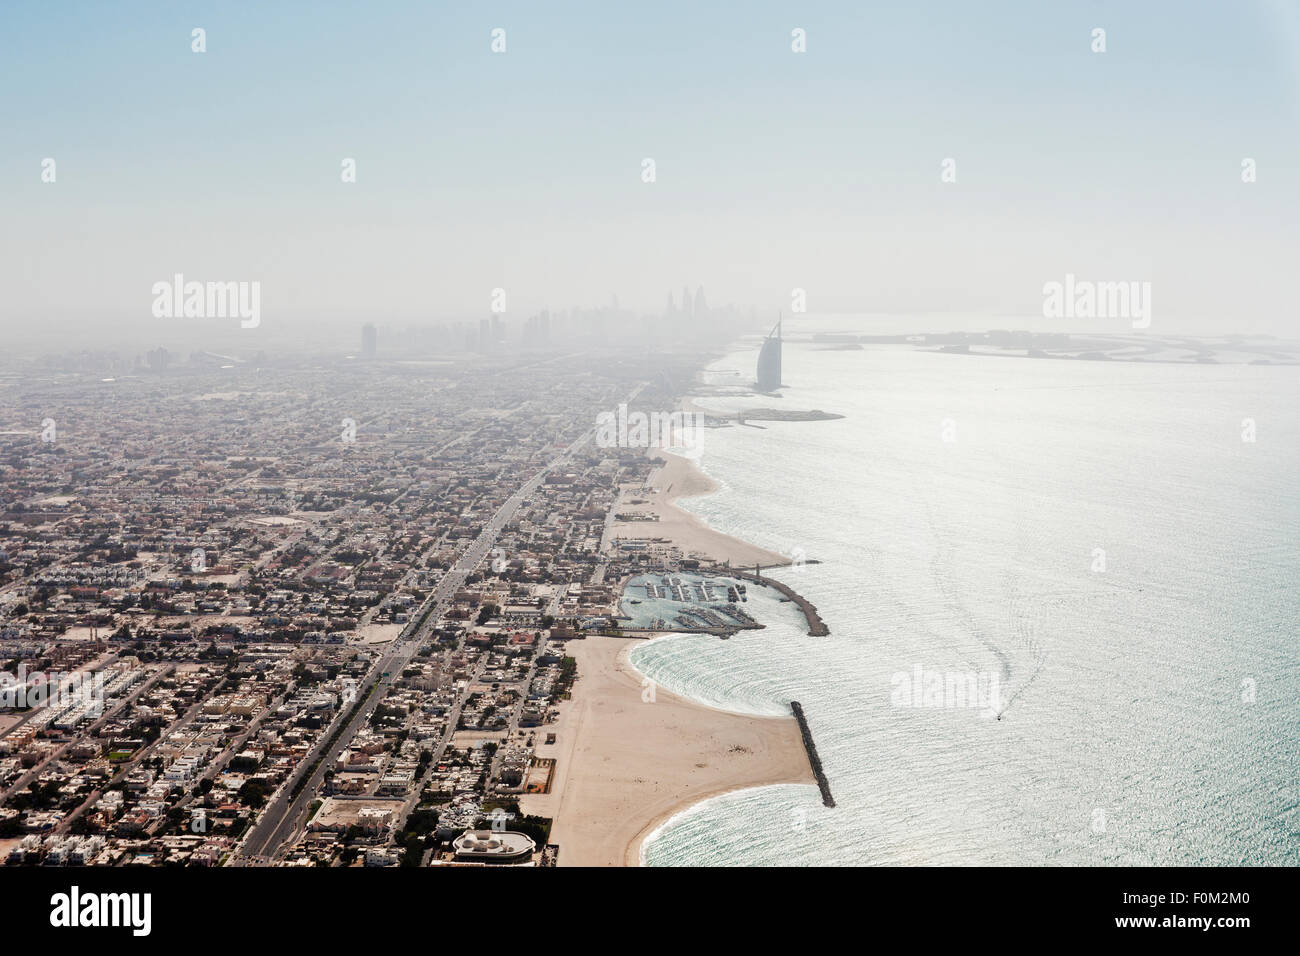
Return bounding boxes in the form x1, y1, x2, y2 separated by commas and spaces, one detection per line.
3, 0, 1299, 344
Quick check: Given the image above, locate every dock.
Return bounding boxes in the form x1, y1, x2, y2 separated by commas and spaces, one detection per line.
790, 701, 835, 807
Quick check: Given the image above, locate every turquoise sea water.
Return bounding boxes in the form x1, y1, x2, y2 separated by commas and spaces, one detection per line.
632, 338, 1300, 865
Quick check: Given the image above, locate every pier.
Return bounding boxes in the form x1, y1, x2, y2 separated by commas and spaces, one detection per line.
790, 701, 835, 808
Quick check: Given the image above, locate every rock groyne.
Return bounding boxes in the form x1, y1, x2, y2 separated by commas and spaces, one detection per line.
790, 700, 835, 808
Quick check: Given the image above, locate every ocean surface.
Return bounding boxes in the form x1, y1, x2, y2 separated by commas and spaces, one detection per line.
632, 335, 1300, 866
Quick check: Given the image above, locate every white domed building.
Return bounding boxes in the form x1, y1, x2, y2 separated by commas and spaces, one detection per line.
452, 829, 536, 864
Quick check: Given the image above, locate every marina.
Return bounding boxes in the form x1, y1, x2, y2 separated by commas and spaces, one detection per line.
618, 572, 761, 633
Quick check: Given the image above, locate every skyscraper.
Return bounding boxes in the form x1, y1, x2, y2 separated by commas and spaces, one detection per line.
693, 285, 707, 317
361, 323, 377, 357
756, 316, 782, 391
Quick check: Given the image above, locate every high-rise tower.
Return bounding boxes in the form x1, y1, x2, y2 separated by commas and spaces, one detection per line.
756, 315, 782, 391
693, 285, 708, 317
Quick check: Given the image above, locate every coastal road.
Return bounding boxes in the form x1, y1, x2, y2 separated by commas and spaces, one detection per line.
234, 431, 593, 863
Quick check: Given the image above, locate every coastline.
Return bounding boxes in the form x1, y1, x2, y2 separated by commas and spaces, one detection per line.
607, 449, 789, 569
520, 635, 813, 867
526, 445, 819, 866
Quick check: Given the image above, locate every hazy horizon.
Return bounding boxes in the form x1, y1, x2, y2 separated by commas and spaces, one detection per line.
4, 0, 1299, 349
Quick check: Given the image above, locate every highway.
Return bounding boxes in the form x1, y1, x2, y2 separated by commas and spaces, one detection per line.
231, 429, 592, 864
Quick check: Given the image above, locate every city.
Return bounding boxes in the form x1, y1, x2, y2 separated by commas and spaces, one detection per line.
0, 313, 782, 868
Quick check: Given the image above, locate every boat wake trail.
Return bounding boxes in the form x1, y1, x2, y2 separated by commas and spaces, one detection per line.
1000, 565, 1048, 717
918, 492, 1013, 688
917, 468, 1048, 720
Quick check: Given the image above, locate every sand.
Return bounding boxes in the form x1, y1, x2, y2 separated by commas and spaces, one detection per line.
521, 635, 813, 866
354, 622, 403, 645
608, 451, 788, 569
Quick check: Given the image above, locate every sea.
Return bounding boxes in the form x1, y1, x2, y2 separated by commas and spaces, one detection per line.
631, 329, 1300, 866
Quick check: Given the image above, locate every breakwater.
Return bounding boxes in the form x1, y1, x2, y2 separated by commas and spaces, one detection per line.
790, 700, 835, 808
722, 566, 829, 636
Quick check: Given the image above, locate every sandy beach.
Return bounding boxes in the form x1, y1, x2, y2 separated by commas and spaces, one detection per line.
608, 450, 788, 568
523, 445, 812, 866
521, 635, 813, 866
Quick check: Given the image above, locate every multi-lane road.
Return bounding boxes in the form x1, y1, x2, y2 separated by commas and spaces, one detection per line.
232, 430, 592, 864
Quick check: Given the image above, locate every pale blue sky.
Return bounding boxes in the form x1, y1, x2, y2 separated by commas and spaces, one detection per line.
3, 0, 1298, 341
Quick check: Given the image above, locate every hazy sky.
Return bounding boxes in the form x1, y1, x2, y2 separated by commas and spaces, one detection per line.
3, 0, 1299, 345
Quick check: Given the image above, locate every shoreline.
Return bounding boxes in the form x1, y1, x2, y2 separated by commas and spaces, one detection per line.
608, 449, 789, 569
533, 433, 824, 866
521, 636, 813, 867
